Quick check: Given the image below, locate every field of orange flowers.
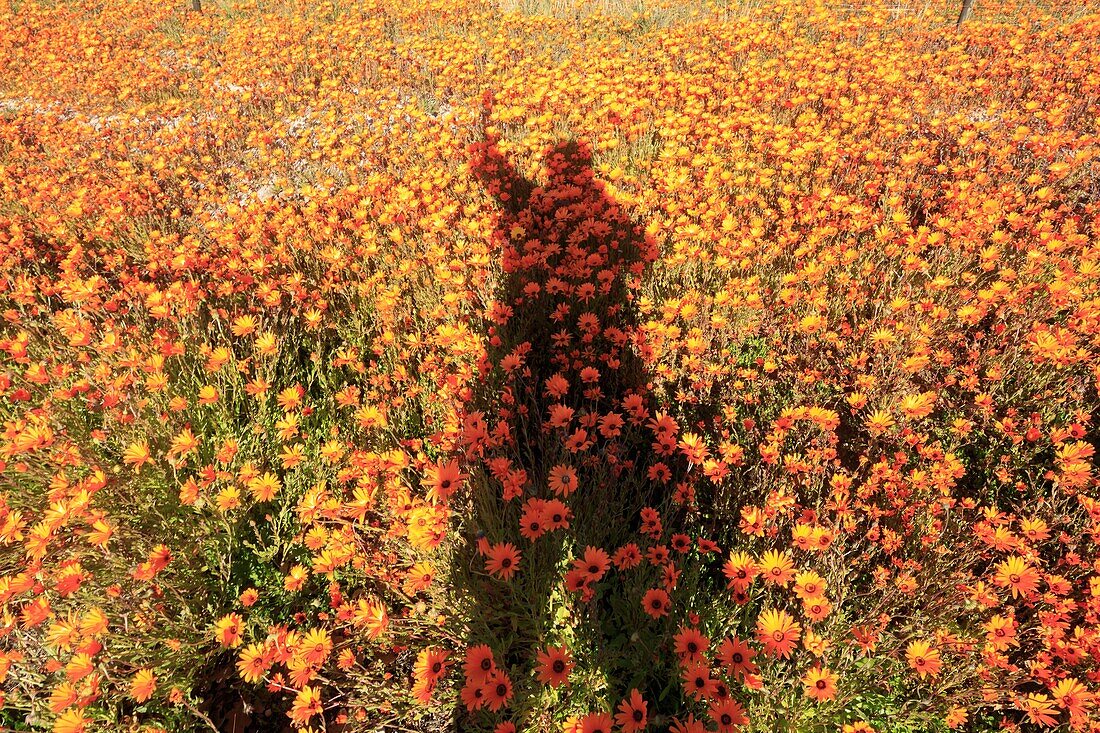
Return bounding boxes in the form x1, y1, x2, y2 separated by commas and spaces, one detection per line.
1, 0, 1099, 731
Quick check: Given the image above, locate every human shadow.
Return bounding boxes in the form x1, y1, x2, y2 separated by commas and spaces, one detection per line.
450, 129, 697, 730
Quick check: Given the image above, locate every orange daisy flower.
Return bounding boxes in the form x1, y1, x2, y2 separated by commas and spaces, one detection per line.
463, 644, 496, 684
289, 686, 322, 725
802, 666, 838, 701
681, 662, 717, 701
615, 689, 648, 733
129, 668, 156, 702
612, 543, 642, 569
425, 458, 465, 503
983, 614, 1018, 652
576, 546, 611, 581
579, 712, 613, 733
485, 542, 521, 581
803, 599, 832, 622
413, 646, 449, 686
722, 551, 759, 591
673, 626, 710, 662
793, 570, 826, 601
993, 555, 1040, 598
906, 640, 942, 679
755, 609, 801, 659
213, 613, 243, 649
642, 588, 670, 618
716, 636, 758, 679
708, 698, 749, 731
759, 550, 795, 586
482, 671, 513, 713
535, 645, 573, 687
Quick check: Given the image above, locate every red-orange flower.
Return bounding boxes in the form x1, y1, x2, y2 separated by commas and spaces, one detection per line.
642, 588, 670, 618
614, 689, 648, 733
708, 698, 748, 731
482, 671, 513, 713
535, 645, 573, 687
485, 542, 521, 581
